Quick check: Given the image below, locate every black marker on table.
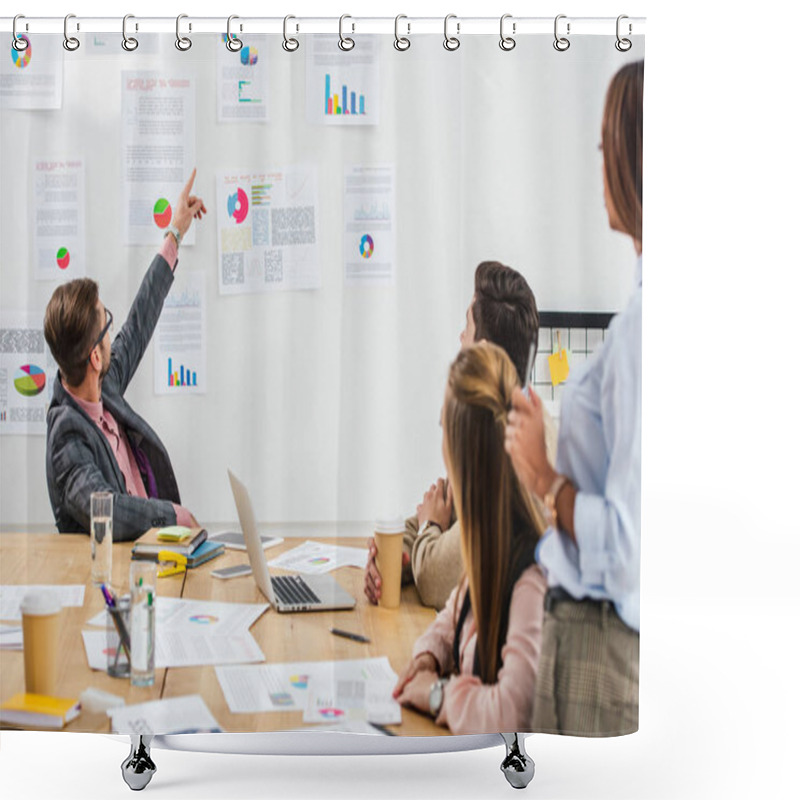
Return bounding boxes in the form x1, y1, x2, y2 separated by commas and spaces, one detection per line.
330, 627, 371, 644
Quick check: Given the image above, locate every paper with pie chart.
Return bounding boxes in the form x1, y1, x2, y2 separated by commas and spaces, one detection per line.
121, 71, 196, 245
268, 540, 368, 575
216, 34, 270, 123
344, 164, 395, 285
0, 32, 63, 110
32, 158, 85, 281
0, 311, 58, 436
215, 657, 398, 721
217, 167, 321, 294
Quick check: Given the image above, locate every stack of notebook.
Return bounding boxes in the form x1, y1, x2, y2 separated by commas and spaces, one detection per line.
131, 526, 223, 567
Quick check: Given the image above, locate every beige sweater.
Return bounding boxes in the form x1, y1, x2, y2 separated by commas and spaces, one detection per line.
403, 408, 558, 611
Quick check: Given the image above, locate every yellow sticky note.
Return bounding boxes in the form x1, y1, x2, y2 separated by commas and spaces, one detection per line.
548, 349, 570, 386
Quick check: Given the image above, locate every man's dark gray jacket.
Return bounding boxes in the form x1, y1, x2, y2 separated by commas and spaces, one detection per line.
46, 255, 183, 540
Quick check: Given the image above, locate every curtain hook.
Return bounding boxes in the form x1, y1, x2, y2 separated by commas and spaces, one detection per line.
12, 14, 28, 51
122, 14, 139, 51
553, 14, 570, 52
444, 14, 460, 51
499, 14, 516, 51
394, 14, 411, 51
339, 14, 355, 51
176, 14, 192, 51
283, 15, 299, 52
226, 15, 243, 52
63, 13, 80, 51
615, 15, 632, 52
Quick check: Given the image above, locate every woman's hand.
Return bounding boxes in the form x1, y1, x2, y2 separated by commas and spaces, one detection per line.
395, 670, 440, 715
416, 478, 453, 532
172, 168, 207, 239
363, 538, 410, 605
393, 652, 438, 699
504, 387, 556, 499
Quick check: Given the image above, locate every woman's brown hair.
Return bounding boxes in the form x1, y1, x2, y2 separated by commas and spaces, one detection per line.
443, 342, 544, 684
602, 60, 644, 244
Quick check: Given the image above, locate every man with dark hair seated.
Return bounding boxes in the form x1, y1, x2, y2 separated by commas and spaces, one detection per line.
44, 170, 206, 540
364, 261, 557, 610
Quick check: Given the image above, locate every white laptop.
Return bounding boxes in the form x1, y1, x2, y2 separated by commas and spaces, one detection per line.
228, 469, 356, 613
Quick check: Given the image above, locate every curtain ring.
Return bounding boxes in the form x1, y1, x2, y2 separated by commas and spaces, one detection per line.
499, 14, 516, 51
226, 15, 243, 52
63, 14, 80, 51
615, 15, 632, 52
394, 14, 410, 51
12, 15, 28, 51
283, 15, 299, 52
175, 14, 192, 51
122, 14, 139, 51
339, 14, 355, 51
443, 14, 460, 51
553, 14, 570, 52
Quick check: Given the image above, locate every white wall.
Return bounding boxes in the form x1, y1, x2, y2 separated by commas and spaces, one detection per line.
0, 33, 638, 527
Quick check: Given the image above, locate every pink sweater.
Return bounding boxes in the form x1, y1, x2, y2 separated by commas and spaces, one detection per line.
412, 563, 546, 734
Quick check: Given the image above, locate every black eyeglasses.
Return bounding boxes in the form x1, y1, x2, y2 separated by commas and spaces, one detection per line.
85, 307, 113, 364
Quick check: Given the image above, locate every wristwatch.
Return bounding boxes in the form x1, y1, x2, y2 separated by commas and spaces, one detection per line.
429, 676, 449, 717
544, 474, 569, 530
164, 224, 182, 248
418, 520, 439, 536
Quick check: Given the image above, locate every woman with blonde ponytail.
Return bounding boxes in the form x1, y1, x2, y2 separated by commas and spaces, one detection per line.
393, 342, 546, 734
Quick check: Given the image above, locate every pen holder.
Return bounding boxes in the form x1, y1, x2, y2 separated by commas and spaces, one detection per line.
106, 595, 131, 678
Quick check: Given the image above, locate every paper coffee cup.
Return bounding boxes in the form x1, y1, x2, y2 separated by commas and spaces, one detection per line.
20, 593, 62, 696
374, 517, 406, 609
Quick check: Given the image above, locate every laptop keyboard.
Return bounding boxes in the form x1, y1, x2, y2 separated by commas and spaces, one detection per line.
273, 575, 321, 606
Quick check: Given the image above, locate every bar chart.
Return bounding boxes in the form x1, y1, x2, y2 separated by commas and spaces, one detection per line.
167, 357, 198, 388
324, 74, 367, 116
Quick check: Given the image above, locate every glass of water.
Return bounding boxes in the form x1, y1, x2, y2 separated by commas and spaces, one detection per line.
129, 561, 156, 687
90, 491, 113, 586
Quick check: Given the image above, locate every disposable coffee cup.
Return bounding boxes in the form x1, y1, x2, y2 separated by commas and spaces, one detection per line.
374, 517, 406, 609
20, 593, 62, 696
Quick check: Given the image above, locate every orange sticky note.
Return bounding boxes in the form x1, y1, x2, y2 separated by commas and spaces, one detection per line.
548, 349, 570, 386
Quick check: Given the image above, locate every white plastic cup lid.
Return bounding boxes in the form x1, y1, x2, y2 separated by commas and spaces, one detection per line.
20, 592, 62, 616
374, 517, 405, 534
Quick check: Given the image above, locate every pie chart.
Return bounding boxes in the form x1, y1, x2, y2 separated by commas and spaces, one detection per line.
359, 234, 374, 259
14, 365, 46, 397
319, 708, 344, 719
153, 198, 172, 228
227, 187, 249, 224
11, 36, 31, 68
56, 247, 70, 270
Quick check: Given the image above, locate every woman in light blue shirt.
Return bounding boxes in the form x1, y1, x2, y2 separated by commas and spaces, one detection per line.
505, 60, 643, 736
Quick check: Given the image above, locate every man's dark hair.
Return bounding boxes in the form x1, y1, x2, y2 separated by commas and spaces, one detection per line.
44, 278, 102, 387
472, 261, 539, 385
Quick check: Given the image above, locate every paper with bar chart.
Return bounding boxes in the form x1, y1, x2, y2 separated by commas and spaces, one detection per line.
217, 35, 269, 122
306, 35, 380, 126
153, 270, 207, 395
0, 311, 58, 436
32, 157, 85, 281
344, 165, 396, 284
121, 71, 196, 245
216, 167, 320, 294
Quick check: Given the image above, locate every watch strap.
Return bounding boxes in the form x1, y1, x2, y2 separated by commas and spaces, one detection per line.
164, 224, 182, 247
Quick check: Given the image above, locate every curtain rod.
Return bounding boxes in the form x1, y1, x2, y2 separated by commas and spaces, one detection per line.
0, 16, 646, 38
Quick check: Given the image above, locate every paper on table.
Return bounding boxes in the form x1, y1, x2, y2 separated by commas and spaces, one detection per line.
304, 677, 401, 726
215, 657, 397, 714
0, 624, 23, 650
109, 695, 223, 735
82, 628, 264, 670
0, 585, 85, 621
268, 541, 368, 575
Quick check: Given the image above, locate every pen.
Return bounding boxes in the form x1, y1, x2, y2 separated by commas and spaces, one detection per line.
330, 627, 370, 644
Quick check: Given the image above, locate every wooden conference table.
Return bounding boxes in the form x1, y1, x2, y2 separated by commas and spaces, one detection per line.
0, 532, 445, 736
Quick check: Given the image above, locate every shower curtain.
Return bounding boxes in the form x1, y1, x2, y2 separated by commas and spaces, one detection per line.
0, 19, 643, 739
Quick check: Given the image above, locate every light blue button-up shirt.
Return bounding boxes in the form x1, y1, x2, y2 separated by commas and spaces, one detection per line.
537, 255, 642, 631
